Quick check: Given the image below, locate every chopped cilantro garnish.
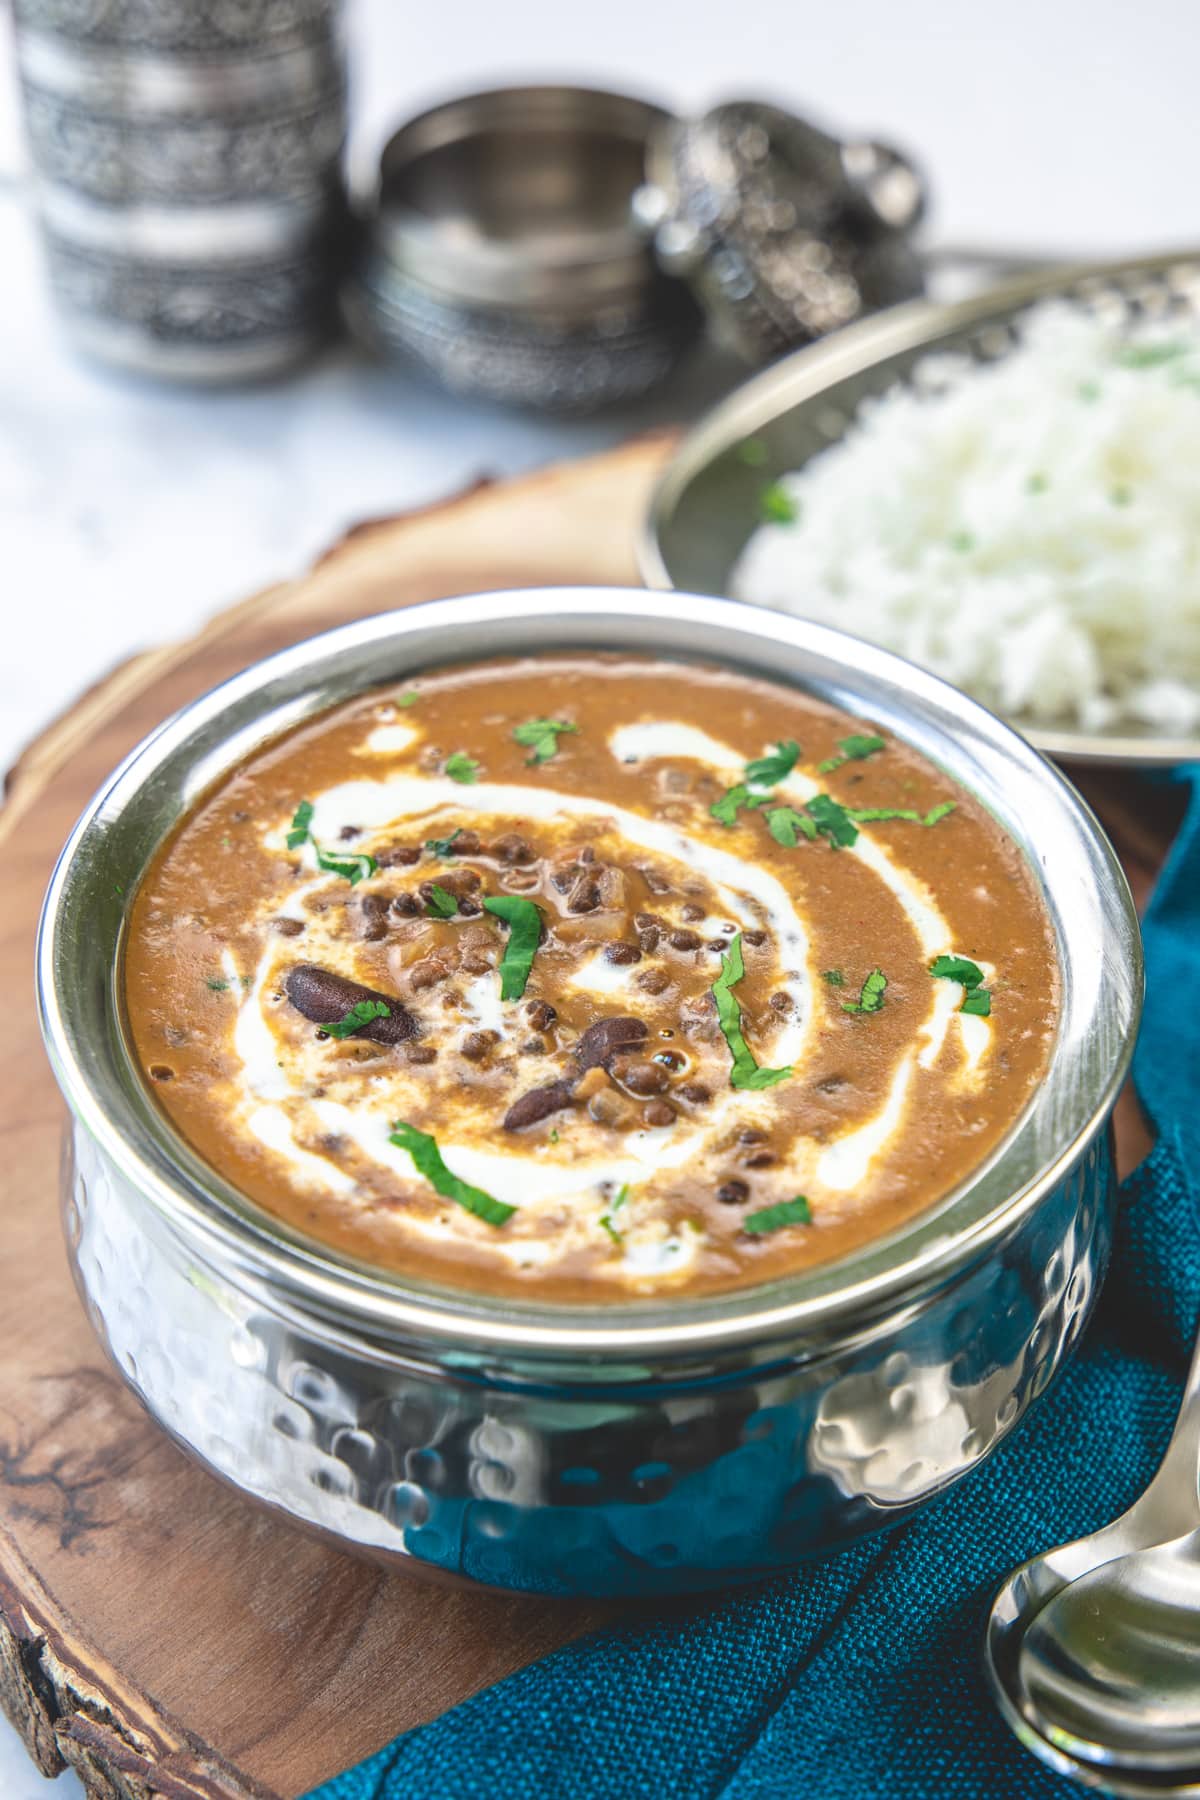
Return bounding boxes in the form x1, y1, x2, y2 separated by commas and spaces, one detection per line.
206, 977, 229, 991
930, 952, 991, 1017
843, 968, 888, 1015
766, 805, 816, 847
711, 933, 792, 1091
1116, 340, 1188, 369
548, 1128, 560, 1145
847, 801, 956, 828
426, 884, 458, 919
445, 752, 480, 784
760, 482, 799, 525
744, 1195, 812, 1235
822, 969, 845, 987
819, 733, 886, 773
287, 799, 314, 849
599, 1181, 630, 1245
929, 953, 985, 987
321, 999, 392, 1040
712, 742, 802, 828
397, 690, 420, 707
425, 828, 463, 858
482, 895, 543, 1000
513, 717, 579, 765
737, 437, 769, 467
807, 793, 859, 849
287, 800, 377, 884
745, 739, 801, 785
316, 847, 377, 885
711, 782, 751, 827
389, 1121, 514, 1226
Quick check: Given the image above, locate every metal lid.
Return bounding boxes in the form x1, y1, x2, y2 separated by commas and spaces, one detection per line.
637, 99, 927, 363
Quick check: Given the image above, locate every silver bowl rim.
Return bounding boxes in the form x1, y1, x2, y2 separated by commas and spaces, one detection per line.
638, 246, 1200, 768
369, 83, 670, 310
36, 586, 1141, 1356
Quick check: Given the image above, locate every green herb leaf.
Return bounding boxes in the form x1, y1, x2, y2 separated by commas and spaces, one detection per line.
818, 733, 886, 773
930, 953, 991, 1017
807, 794, 859, 849
1116, 340, 1189, 369
513, 717, 580, 765
711, 782, 751, 827
821, 969, 845, 987
760, 482, 799, 525
922, 801, 957, 826
389, 1121, 515, 1226
847, 806, 922, 823
315, 847, 378, 886
426, 883, 458, 919
599, 1181, 631, 1245
206, 977, 229, 991
548, 1128, 560, 1145
737, 437, 769, 467
843, 968, 888, 1015
287, 799, 314, 849
745, 739, 801, 785
445, 752, 480, 784
288, 800, 377, 884
397, 690, 420, 707
929, 954, 985, 988
744, 1195, 813, 1235
425, 828, 463, 858
766, 805, 816, 848
711, 933, 793, 1091
482, 895, 543, 1000
321, 999, 392, 1040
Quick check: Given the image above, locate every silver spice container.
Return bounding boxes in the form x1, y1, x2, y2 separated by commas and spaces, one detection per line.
37, 588, 1140, 1596
344, 86, 702, 414
639, 101, 927, 365
347, 88, 926, 410
14, 0, 349, 381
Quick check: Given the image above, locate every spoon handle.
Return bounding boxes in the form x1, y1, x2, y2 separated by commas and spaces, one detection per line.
1132, 1327, 1200, 1540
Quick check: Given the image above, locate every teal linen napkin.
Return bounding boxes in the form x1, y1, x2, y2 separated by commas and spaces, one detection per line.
310, 770, 1200, 1800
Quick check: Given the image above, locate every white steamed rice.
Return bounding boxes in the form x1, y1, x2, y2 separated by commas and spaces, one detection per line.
733, 301, 1200, 735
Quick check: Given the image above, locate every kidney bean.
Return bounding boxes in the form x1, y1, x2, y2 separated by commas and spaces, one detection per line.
503, 1079, 577, 1132
283, 963, 417, 1043
574, 1016, 649, 1070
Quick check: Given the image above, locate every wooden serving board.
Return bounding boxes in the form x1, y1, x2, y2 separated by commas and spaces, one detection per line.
0, 435, 1181, 1800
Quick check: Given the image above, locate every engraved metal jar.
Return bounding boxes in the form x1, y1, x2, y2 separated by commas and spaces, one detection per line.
36, 589, 1141, 1596
344, 87, 702, 414
14, 0, 348, 379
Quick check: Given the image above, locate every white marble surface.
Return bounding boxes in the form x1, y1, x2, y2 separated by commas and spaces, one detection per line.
1, 0, 1196, 1793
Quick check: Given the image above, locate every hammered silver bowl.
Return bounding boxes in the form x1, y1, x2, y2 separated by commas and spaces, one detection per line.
36, 588, 1140, 1595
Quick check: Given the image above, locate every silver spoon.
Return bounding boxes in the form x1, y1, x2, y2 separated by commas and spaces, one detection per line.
986, 1329, 1200, 1794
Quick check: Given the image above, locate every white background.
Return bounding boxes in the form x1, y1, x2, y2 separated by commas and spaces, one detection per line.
1, 1, 1194, 1793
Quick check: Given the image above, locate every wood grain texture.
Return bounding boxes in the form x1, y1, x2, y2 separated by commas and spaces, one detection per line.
0, 430, 1178, 1800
